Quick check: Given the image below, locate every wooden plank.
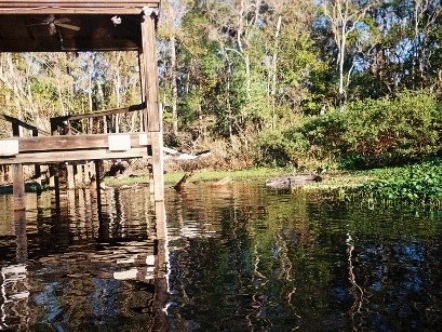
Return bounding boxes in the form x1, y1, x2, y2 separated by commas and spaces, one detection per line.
50, 103, 145, 123
0, 147, 149, 165
0, 39, 140, 53
0, 1, 160, 14
5, 133, 150, 153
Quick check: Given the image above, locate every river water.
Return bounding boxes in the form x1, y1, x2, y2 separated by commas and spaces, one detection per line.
0, 181, 441, 331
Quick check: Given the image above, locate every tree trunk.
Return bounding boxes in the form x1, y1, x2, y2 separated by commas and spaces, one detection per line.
171, 35, 178, 135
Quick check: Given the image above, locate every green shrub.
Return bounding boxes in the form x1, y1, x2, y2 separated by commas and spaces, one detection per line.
255, 131, 302, 167
254, 90, 442, 170
340, 91, 440, 168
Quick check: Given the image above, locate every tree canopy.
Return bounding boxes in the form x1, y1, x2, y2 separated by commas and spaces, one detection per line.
2, 0, 442, 170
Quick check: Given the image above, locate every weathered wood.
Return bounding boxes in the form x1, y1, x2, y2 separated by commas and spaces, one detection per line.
0, 1, 161, 14
141, 12, 161, 133
0, 147, 149, 165
141, 11, 164, 202
67, 164, 75, 189
13, 164, 25, 211
50, 103, 145, 123
150, 132, 164, 202
138, 47, 147, 132
0, 133, 150, 153
0, 1, 164, 220
0, 3, 161, 53
94, 160, 103, 207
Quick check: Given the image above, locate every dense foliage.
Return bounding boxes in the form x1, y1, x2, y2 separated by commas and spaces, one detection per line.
358, 161, 442, 207
257, 91, 442, 170
1, 0, 442, 172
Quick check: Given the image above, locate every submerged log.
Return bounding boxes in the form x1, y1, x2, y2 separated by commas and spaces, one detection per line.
266, 174, 322, 189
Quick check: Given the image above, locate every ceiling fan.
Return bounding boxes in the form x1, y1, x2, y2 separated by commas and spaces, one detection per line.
30, 15, 81, 35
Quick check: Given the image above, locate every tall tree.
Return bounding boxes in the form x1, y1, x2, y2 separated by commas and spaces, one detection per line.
320, 0, 379, 109
159, 0, 188, 135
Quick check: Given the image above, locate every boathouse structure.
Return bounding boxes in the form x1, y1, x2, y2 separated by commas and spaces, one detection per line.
0, 1, 165, 218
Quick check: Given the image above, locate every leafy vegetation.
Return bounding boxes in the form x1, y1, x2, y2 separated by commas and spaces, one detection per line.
358, 162, 442, 207
2, 1, 442, 203
256, 91, 442, 171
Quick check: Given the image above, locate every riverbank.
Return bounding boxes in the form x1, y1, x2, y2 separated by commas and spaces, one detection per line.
105, 161, 442, 207
104, 167, 374, 189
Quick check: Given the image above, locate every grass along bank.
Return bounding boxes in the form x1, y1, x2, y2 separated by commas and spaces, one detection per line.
104, 161, 442, 208
104, 166, 376, 189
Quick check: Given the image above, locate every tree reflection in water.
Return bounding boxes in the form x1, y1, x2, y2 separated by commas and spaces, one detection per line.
1, 183, 442, 331
165, 183, 442, 331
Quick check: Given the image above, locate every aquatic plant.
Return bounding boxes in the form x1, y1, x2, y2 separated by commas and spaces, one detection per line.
358, 162, 442, 207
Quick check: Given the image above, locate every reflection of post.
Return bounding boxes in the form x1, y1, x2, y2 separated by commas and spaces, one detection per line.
1, 208, 29, 331
94, 160, 103, 207
13, 164, 25, 211
67, 163, 75, 189
153, 200, 169, 330
0, 264, 29, 331
154, 202, 167, 282
14, 210, 27, 264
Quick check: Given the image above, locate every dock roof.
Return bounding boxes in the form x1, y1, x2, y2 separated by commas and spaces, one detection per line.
0, 0, 161, 52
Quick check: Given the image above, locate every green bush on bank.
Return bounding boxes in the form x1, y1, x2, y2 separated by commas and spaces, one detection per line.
255, 90, 442, 170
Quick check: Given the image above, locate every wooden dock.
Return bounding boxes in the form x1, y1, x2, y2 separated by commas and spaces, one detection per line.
0, 1, 165, 218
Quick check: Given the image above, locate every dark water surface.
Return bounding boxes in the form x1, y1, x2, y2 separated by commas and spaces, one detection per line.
1, 182, 442, 331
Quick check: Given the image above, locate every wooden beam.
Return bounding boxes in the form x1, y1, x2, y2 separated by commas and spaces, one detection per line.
67, 164, 75, 189
0, 1, 161, 15
141, 11, 160, 132
0, 114, 49, 135
140, 10, 164, 202
0, 147, 149, 165
50, 103, 145, 123
1, 133, 150, 153
94, 160, 103, 207
13, 164, 25, 211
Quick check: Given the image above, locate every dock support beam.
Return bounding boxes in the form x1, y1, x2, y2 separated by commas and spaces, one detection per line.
140, 9, 164, 211
13, 164, 25, 211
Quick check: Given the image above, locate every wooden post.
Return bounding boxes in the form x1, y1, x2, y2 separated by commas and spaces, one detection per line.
94, 160, 102, 207
54, 165, 61, 210
140, 10, 164, 204
67, 163, 75, 189
14, 209, 27, 263
13, 164, 25, 211
32, 128, 41, 182
138, 44, 147, 132
12, 122, 21, 137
